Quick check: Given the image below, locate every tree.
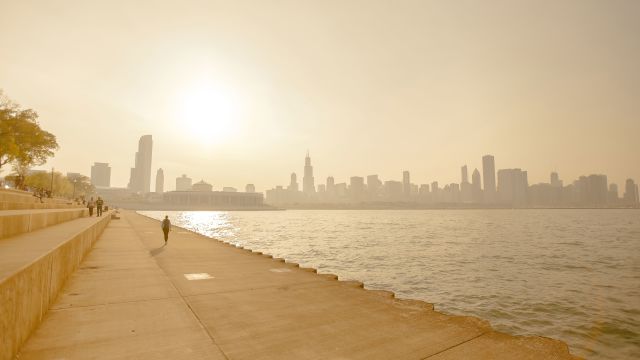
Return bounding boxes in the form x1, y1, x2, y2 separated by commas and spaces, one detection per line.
0, 90, 58, 172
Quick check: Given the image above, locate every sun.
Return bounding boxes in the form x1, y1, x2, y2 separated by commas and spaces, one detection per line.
177, 84, 240, 145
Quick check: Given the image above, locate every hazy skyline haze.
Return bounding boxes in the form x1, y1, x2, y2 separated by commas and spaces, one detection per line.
1, 0, 638, 191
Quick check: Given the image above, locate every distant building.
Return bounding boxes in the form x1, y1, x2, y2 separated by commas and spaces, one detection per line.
460, 165, 471, 203
350, 176, 365, 202
127, 135, 153, 193
586, 175, 608, 207
461, 165, 468, 184
326, 176, 335, 197
91, 162, 111, 187
164, 190, 263, 207
431, 181, 440, 203
449, 183, 461, 203
192, 180, 213, 192
155, 168, 164, 193
223, 187, 237, 192
608, 183, 619, 205
624, 179, 639, 206
497, 168, 528, 207
482, 155, 496, 203
176, 174, 192, 191
471, 169, 482, 203
402, 171, 410, 198
288, 173, 299, 192
550, 172, 563, 187
366, 175, 382, 200
384, 180, 403, 201
245, 184, 256, 193
334, 183, 348, 198
303, 152, 315, 194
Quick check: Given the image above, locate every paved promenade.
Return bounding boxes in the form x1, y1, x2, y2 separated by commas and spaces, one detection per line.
18, 211, 579, 359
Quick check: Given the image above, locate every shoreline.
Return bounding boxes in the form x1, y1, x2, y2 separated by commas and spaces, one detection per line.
136, 211, 582, 359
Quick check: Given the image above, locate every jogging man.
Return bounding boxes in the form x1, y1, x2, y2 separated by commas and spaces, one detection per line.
161, 216, 171, 245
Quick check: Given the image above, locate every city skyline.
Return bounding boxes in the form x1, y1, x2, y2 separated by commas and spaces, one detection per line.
2, 1, 639, 191
266, 152, 639, 208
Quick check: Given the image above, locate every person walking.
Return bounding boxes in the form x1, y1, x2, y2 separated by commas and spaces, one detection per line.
96, 197, 104, 216
87, 197, 95, 217
161, 216, 171, 245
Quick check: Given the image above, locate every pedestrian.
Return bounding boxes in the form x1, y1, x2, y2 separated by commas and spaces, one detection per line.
96, 197, 104, 216
161, 216, 171, 245
87, 197, 95, 216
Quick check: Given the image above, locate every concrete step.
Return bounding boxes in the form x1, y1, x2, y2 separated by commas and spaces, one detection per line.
0, 208, 89, 240
0, 201, 82, 211
0, 213, 111, 360
0, 189, 75, 206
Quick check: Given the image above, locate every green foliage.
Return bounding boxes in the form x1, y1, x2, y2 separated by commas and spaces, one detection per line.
22, 171, 95, 199
0, 90, 58, 171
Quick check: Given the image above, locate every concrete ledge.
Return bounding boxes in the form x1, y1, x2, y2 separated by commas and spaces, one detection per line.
0, 201, 82, 211
0, 214, 111, 360
0, 208, 88, 240
0, 189, 72, 205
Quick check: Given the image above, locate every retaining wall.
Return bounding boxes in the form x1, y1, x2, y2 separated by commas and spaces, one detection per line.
0, 214, 111, 360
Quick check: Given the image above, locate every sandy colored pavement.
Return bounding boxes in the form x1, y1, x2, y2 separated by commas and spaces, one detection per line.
18, 211, 579, 359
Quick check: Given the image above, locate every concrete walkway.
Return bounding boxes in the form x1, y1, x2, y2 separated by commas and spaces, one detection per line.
18, 211, 579, 359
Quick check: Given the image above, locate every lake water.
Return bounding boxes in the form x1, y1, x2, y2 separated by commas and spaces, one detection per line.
139, 209, 640, 359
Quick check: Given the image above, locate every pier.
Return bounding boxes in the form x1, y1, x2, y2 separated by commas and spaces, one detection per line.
0, 190, 579, 359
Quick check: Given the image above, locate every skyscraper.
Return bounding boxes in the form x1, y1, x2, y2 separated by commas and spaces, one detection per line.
350, 176, 365, 202
288, 173, 299, 192
176, 174, 192, 191
471, 168, 482, 203
127, 135, 153, 193
624, 179, 639, 206
155, 168, 164, 193
550, 172, 563, 187
482, 155, 496, 203
497, 168, 529, 207
461, 165, 468, 184
90, 162, 111, 187
460, 165, 471, 202
302, 152, 315, 194
366, 174, 382, 200
402, 171, 410, 198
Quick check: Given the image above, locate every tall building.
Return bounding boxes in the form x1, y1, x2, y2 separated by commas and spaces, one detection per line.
402, 171, 410, 198
624, 179, 639, 206
471, 168, 482, 203
350, 176, 365, 202
155, 168, 164, 193
384, 180, 403, 201
431, 181, 439, 203
460, 165, 471, 202
366, 174, 382, 200
586, 174, 608, 207
497, 168, 529, 207
302, 152, 315, 194
90, 162, 111, 187
461, 165, 468, 184
326, 176, 335, 197
550, 172, 563, 187
127, 135, 153, 193
288, 173, 299, 192
482, 155, 496, 203
176, 174, 192, 191
608, 183, 619, 205
245, 184, 256, 193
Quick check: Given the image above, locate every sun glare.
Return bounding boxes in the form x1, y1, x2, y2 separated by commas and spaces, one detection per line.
177, 84, 241, 146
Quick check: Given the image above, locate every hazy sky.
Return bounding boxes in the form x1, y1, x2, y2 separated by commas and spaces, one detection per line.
1, 0, 638, 192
